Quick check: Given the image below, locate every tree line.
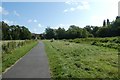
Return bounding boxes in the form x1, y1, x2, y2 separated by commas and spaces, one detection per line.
1, 16, 120, 40
1, 21, 31, 40
43, 16, 120, 39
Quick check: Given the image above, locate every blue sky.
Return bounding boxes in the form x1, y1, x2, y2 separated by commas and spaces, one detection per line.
0, 0, 119, 34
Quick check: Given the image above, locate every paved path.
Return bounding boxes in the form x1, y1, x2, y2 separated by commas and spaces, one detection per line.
2, 41, 50, 78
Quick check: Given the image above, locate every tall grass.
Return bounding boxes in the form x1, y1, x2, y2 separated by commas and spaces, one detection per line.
68, 37, 119, 49
43, 40, 118, 78
2, 40, 30, 54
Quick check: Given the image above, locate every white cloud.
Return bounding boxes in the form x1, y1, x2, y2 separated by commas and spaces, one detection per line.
38, 23, 42, 27
51, 24, 70, 30
65, 0, 79, 5
3, 19, 23, 26
0, 6, 9, 15
31, 23, 44, 34
33, 19, 37, 23
52, 24, 64, 29
28, 19, 32, 23
64, 1, 90, 13
77, 1, 90, 10
28, 19, 38, 23
0, 7, 2, 14
57, 24, 66, 28
89, 0, 119, 26
65, 1, 72, 5
90, 15, 116, 26
53, 23, 82, 30
3, 19, 14, 25
59, 24, 65, 26
13, 10, 20, 16
63, 9, 69, 13
70, 8, 75, 11
90, 16, 105, 26
33, 29, 37, 33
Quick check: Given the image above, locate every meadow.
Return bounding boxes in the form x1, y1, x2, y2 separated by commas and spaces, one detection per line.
68, 37, 119, 49
43, 37, 118, 78
1, 40, 38, 72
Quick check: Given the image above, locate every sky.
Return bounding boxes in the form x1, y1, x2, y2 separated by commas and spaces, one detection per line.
0, 0, 120, 34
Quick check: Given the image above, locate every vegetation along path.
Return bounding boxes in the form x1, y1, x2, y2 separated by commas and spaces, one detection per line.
2, 41, 50, 78
43, 40, 118, 78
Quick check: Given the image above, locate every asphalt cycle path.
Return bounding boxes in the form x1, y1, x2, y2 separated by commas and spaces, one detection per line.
2, 41, 50, 78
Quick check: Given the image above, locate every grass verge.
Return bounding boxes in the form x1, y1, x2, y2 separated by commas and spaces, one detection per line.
2, 40, 38, 72
43, 40, 118, 78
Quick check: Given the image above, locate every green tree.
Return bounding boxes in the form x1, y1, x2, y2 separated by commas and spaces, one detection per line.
67, 25, 83, 39
92, 26, 100, 37
45, 27, 55, 39
2, 21, 10, 40
103, 20, 106, 27
56, 27, 66, 39
19, 26, 31, 40
84, 25, 92, 34
96, 27, 110, 37
107, 19, 110, 26
82, 29, 89, 38
1, 21, 32, 40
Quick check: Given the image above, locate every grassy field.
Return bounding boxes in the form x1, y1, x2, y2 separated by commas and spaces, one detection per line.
68, 37, 119, 49
43, 40, 118, 78
2, 40, 38, 72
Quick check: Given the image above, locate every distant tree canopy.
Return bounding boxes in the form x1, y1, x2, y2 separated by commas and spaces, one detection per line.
45, 27, 56, 39
44, 25, 90, 39
44, 16, 120, 39
1, 16, 120, 40
1, 21, 32, 40
103, 20, 106, 27
96, 16, 120, 37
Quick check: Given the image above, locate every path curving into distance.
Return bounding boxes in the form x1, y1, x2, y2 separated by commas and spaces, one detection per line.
2, 41, 50, 78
